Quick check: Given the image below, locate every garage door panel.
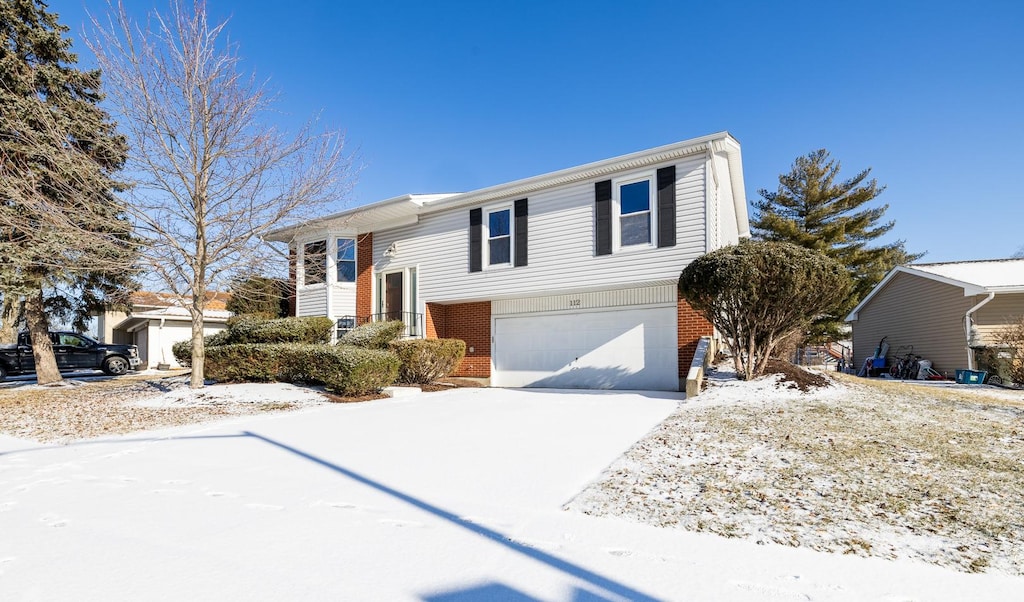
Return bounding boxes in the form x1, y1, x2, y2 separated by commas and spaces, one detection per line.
493, 306, 677, 391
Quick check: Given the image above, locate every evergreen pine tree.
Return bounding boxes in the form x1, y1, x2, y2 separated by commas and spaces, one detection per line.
752, 149, 922, 342
0, 0, 135, 383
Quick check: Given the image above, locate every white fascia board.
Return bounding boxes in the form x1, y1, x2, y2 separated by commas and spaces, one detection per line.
846, 265, 988, 322
266, 132, 744, 240
418, 132, 742, 215
264, 194, 456, 243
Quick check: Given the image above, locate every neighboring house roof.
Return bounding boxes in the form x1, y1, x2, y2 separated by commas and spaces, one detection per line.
130, 291, 232, 312
265, 131, 748, 242
104, 292, 233, 334
846, 258, 1024, 321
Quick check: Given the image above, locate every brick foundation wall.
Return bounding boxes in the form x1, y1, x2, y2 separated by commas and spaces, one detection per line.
425, 302, 447, 339
356, 233, 373, 318
427, 301, 490, 377
678, 292, 713, 378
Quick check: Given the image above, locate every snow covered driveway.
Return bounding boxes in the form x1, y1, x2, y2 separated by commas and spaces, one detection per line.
1, 386, 1021, 601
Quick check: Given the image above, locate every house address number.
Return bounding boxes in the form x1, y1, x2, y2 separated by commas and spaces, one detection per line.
568, 299, 582, 308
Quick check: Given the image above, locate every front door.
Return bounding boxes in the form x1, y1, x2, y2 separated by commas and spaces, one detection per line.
384, 272, 403, 321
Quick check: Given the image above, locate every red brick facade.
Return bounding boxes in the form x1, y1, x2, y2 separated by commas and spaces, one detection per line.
425, 301, 491, 378
355, 233, 373, 318
678, 292, 713, 378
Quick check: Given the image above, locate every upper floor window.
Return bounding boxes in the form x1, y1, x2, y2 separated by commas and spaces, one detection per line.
469, 198, 527, 272
303, 240, 327, 286
617, 177, 653, 248
487, 207, 512, 266
337, 238, 356, 283
595, 166, 675, 257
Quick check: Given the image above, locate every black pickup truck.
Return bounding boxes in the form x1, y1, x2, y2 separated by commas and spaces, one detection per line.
0, 331, 141, 381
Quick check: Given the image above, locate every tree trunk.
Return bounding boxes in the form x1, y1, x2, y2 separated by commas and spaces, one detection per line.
24, 288, 61, 385
0, 296, 20, 344
189, 293, 206, 389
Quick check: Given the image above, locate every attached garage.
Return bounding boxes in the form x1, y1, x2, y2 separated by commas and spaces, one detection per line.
490, 286, 679, 390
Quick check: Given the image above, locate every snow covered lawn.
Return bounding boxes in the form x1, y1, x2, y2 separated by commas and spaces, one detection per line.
570, 368, 1024, 575
2, 382, 1023, 600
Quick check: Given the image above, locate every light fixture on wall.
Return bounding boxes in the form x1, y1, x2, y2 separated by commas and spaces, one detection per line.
384, 242, 398, 258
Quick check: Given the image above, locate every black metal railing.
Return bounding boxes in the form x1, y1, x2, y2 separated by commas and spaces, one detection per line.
335, 312, 424, 339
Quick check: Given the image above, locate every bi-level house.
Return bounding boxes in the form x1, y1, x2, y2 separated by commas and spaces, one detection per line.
266, 132, 749, 391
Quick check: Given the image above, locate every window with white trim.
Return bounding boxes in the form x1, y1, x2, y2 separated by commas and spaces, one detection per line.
486, 206, 512, 266
615, 175, 655, 248
336, 237, 356, 283
302, 240, 327, 285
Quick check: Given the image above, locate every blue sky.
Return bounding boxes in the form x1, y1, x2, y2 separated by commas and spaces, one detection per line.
51, 0, 1024, 262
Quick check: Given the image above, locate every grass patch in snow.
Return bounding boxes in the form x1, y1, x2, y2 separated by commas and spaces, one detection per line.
568, 367, 1024, 574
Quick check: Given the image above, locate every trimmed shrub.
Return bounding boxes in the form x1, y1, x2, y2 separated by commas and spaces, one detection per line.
202, 343, 282, 382
172, 339, 191, 367
339, 320, 406, 349
225, 315, 333, 344
205, 343, 400, 396
171, 330, 231, 367
389, 338, 466, 384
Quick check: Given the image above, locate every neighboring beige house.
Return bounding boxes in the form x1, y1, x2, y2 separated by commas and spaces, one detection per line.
94, 292, 232, 369
846, 258, 1024, 376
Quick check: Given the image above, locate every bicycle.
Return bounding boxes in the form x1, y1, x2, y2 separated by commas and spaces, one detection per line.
889, 346, 919, 380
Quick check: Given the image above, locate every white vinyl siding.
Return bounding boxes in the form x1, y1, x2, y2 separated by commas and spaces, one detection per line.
492, 283, 676, 315
373, 156, 707, 303
331, 286, 357, 317
297, 287, 328, 317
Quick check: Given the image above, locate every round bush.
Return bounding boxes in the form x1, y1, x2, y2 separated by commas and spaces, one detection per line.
339, 320, 406, 349
389, 338, 466, 384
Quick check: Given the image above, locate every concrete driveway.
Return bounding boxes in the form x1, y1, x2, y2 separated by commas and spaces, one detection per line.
0, 387, 682, 600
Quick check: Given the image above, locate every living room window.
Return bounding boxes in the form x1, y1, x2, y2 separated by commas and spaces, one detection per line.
302, 240, 327, 286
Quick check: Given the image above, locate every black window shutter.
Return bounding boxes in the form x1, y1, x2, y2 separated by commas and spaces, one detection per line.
469, 208, 482, 272
656, 166, 677, 248
514, 198, 528, 267
595, 180, 612, 256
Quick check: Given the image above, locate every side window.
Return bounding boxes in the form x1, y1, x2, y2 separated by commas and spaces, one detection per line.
617, 178, 653, 247
59, 334, 88, 347
303, 240, 327, 286
486, 208, 511, 266
336, 238, 356, 283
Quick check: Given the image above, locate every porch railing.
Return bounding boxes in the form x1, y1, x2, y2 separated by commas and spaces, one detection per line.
335, 312, 424, 339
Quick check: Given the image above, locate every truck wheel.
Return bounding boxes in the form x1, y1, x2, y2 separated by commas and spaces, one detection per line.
102, 356, 130, 376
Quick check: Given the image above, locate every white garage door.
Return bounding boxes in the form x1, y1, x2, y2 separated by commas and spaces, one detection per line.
492, 306, 678, 390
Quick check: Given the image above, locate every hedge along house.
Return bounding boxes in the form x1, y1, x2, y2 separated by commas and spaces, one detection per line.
846, 258, 1024, 376
266, 132, 749, 391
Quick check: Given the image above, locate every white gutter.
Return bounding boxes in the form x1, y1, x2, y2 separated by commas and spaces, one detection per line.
965, 292, 995, 370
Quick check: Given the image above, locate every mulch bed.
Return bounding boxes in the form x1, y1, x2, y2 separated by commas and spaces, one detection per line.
764, 357, 831, 391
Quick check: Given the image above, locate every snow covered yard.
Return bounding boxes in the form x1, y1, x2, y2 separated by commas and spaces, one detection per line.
2, 382, 1023, 600
0, 372, 327, 442
569, 367, 1024, 576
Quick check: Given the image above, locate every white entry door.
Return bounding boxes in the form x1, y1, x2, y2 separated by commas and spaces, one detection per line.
492, 306, 678, 390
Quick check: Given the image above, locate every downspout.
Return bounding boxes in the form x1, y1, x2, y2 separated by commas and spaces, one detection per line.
965, 292, 995, 370
158, 317, 166, 365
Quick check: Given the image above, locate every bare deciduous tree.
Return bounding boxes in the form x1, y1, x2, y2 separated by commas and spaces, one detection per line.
87, 0, 355, 388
